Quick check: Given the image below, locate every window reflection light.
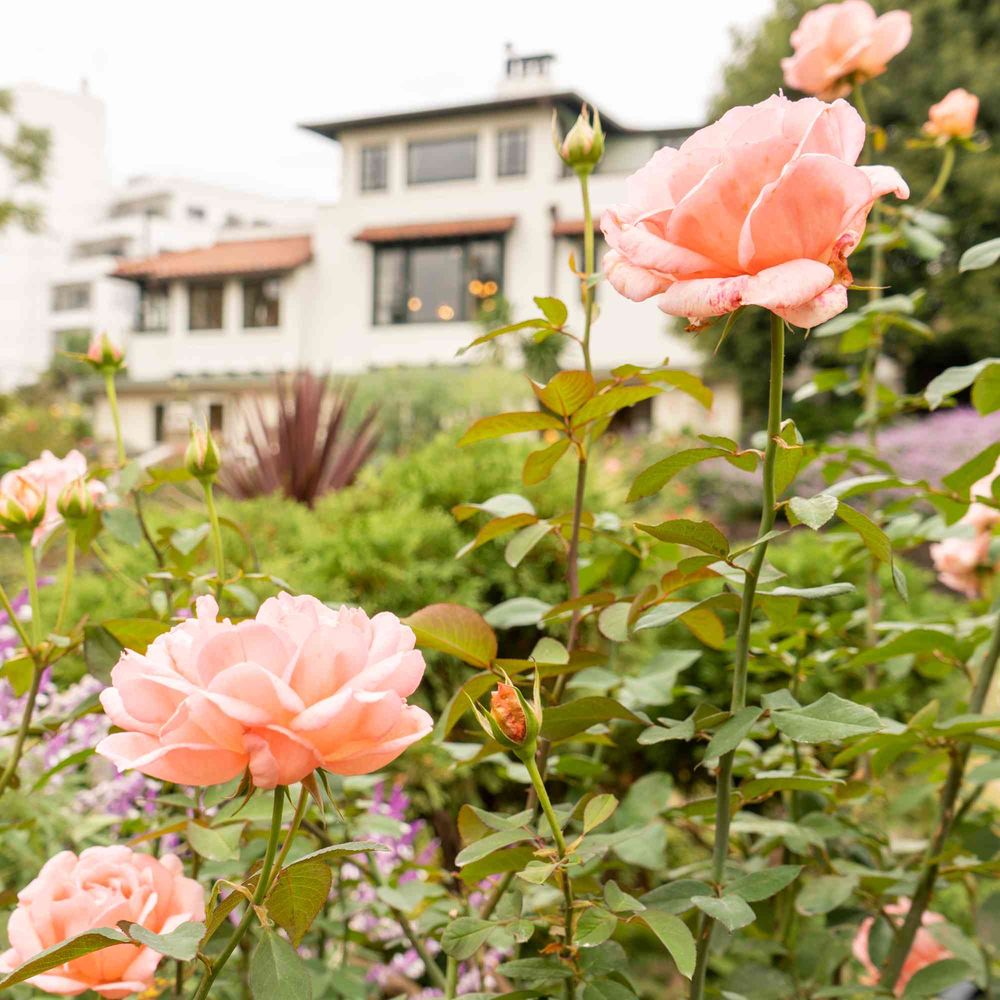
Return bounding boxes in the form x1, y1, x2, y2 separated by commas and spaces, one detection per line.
436, 304, 455, 320
468, 279, 484, 296
407, 296, 422, 312
482, 280, 498, 295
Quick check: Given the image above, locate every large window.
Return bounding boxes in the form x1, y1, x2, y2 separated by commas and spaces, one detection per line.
137, 285, 169, 332
51, 283, 91, 311
361, 145, 388, 191
188, 282, 225, 331
497, 128, 528, 177
243, 278, 281, 328
373, 238, 503, 325
407, 136, 477, 185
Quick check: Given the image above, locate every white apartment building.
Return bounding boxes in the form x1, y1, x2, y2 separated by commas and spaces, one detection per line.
103, 52, 741, 450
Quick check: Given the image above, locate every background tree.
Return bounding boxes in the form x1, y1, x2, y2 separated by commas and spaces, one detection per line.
708, 0, 999, 433
0, 88, 50, 233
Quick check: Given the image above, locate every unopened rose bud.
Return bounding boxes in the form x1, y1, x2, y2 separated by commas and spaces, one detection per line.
185, 426, 221, 481
553, 104, 605, 174
0, 473, 47, 539
923, 88, 979, 140
84, 333, 125, 374
57, 476, 96, 523
491, 683, 527, 744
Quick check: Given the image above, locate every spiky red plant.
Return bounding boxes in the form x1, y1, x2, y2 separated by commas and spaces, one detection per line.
219, 371, 379, 506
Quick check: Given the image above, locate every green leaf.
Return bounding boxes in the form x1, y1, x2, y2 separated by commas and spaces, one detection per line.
690, 894, 756, 932
597, 602, 631, 642
171, 523, 211, 555
459, 411, 563, 446
959, 236, 1000, 272
288, 840, 389, 870
971, 362, 1000, 415
541, 697, 642, 742
788, 494, 839, 530
942, 441, 1000, 495
453, 493, 536, 521
120, 920, 204, 961
505, 521, 553, 567
249, 929, 312, 1000
836, 502, 903, 598
794, 875, 857, 916
728, 866, 802, 903
901, 958, 971, 998
404, 603, 497, 667
0, 928, 131, 990
925, 358, 999, 410
584, 980, 638, 1000
498, 957, 574, 983
1, 655, 32, 696
534, 295, 568, 327
773, 421, 804, 497
704, 708, 762, 760
636, 519, 729, 558
772, 694, 882, 744
441, 916, 496, 960
102, 617, 170, 654
640, 880, 713, 915
484, 597, 551, 628
627, 448, 732, 502
638, 909, 696, 978
604, 881, 646, 914
574, 385, 660, 426
456, 829, 529, 867
266, 861, 332, 946
102, 507, 143, 547
186, 821, 243, 862
583, 794, 619, 833
534, 370, 597, 416
457, 318, 552, 355
576, 907, 618, 947
650, 370, 713, 409
523, 438, 570, 486
760, 583, 855, 599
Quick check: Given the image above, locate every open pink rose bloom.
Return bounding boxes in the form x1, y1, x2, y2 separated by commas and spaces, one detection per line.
852, 903, 952, 996
924, 88, 980, 140
97, 593, 433, 788
601, 94, 908, 328
0, 847, 204, 998
782, 0, 912, 99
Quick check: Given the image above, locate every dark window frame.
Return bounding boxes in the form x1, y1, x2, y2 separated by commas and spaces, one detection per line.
136, 283, 169, 334
406, 135, 478, 185
497, 127, 528, 177
187, 281, 226, 332
372, 236, 505, 326
51, 282, 91, 311
360, 144, 389, 192
242, 276, 281, 329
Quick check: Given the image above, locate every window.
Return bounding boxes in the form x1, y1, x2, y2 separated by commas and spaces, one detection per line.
51, 283, 91, 311
373, 237, 503, 325
223, 214, 243, 228
407, 136, 477, 185
243, 278, 280, 328
137, 285, 169, 332
153, 403, 166, 444
497, 128, 528, 177
208, 403, 224, 433
187, 205, 206, 220
361, 145, 388, 191
188, 282, 225, 331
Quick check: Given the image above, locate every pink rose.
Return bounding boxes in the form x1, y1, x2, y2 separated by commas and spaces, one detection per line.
923, 88, 979, 140
0, 846, 204, 998
97, 593, 432, 789
782, 0, 912, 99
0, 450, 106, 546
601, 94, 908, 328
930, 533, 991, 598
965, 457, 1000, 532
852, 903, 952, 996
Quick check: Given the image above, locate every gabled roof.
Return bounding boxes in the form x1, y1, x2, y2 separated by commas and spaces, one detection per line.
302, 90, 681, 141
114, 235, 312, 282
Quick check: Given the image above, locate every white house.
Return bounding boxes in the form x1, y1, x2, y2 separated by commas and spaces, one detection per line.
100, 51, 741, 450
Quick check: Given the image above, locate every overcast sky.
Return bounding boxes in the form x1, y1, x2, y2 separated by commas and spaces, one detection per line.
6, 0, 773, 203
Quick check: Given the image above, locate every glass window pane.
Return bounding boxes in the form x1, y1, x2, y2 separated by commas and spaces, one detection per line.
497, 128, 527, 177
189, 283, 224, 331
243, 279, 280, 328
51, 283, 91, 311
407, 136, 477, 184
465, 239, 503, 320
361, 145, 388, 191
374, 248, 406, 325
408, 245, 464, 322
138, 286, 169, 332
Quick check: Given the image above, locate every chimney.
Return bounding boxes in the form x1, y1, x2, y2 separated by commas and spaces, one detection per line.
498, 45, 557, 96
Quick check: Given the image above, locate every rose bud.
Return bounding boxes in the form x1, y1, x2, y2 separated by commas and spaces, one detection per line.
553, 104, 604, 174
185, 426, 222, 482
57, 476, 96, 524
0, 473, 47, 540
84, 332, 125, 374
923, 88, 979, 141
491, 683, 527, 744
471, 676, 542, 760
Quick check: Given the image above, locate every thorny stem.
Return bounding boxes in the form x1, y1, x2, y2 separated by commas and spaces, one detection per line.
690, 313, 784, 1000
192, 788, 286, 1000
880, 615, 1000, 989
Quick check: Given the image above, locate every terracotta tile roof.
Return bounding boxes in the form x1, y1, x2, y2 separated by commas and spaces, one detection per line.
552, 218, 602, 237
354, 216, 517, 243
114, 235, 312, 282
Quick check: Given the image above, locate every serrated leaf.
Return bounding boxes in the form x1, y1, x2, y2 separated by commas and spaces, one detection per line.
440, 916, 496, 960
459, 411, 563, 446
0, 928, 130, 990
455, 829, 529, 867
523, 439, 570, 485
772, 694, 882, 743
637, 519, 729, 558
794, 875, 857, 916
266, 861, 332, 946
638, 909, 696, 977
627, 448, 731, 502
604, 881, 645, 913
789, 494, 838, 530
498, 957, 573, 983
691, 894, 756, 932
186, 821, 243, 862
404, 603, 497, 667
704, 707, 762, 760
576, 907, 618, 947
287, 840, 389, 870
728, 866, 802, 902
249, 929, 312, 1000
